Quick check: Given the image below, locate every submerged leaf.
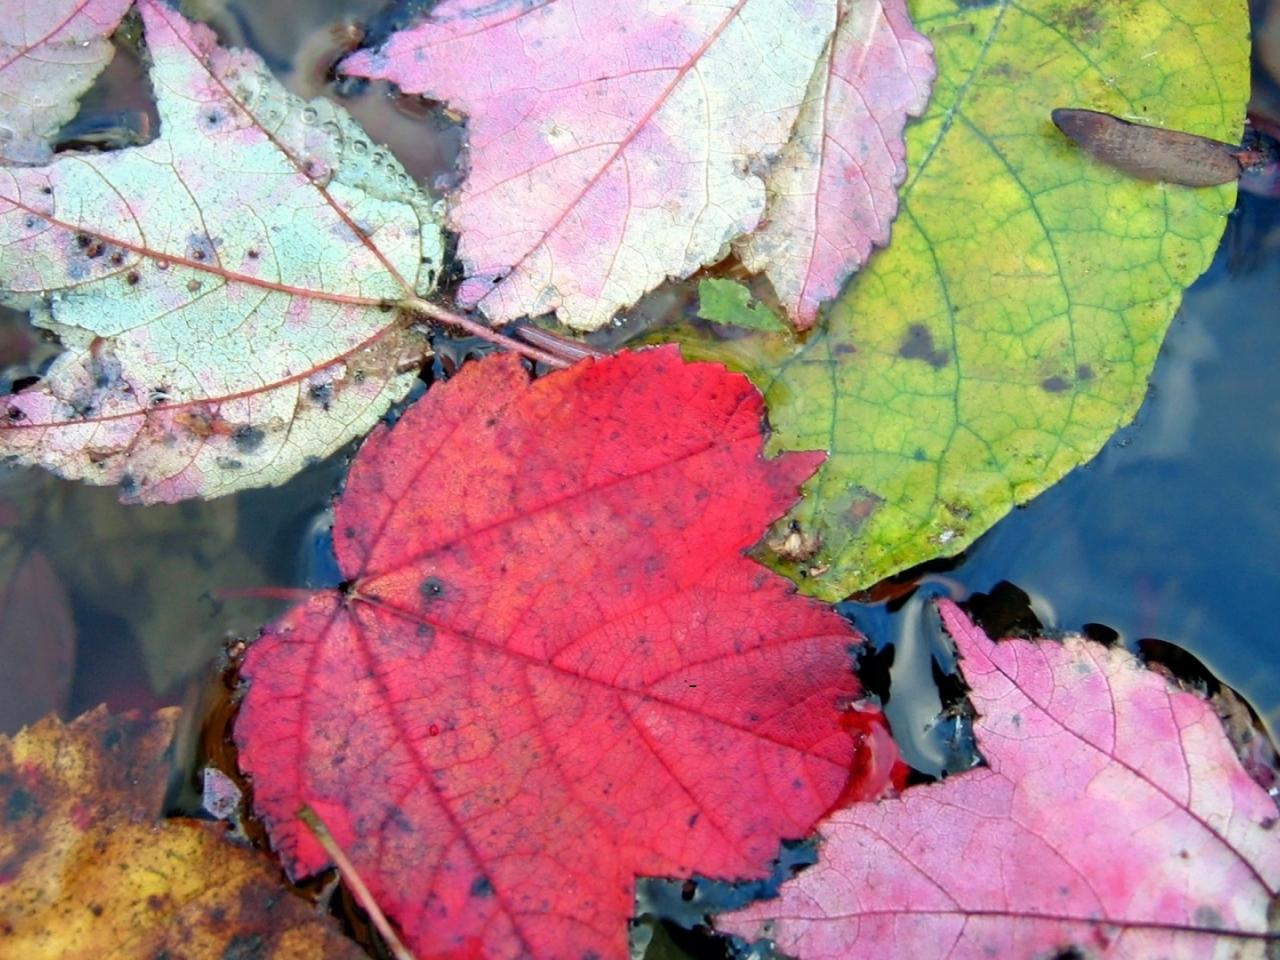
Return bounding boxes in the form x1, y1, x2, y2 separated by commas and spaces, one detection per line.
664, 0, 1249, 597
720, 601, 1280, 958
342, 0, 933, 331
698, 278, 789, 333
236, 347, 870, 959
0, 531, 74, 732
0, 707, 363, 960
0, 0, 132, 164
0, 0, 442, 502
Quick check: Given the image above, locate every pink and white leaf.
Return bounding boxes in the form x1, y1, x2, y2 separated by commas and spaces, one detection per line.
719, 600, 1280, 959
0, 0, 131, 164
736, 0, 933, 329
0, 0, 442, 502
342, 0, 839, 331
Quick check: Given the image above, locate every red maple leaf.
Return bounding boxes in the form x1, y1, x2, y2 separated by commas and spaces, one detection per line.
235, 346, 873, 959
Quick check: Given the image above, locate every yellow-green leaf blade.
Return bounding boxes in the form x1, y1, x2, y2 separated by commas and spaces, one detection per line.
676, 0, 1248, 599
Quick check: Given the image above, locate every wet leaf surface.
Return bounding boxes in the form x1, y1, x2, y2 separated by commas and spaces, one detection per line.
719, 600, 1280, 958
0, 0, 132, 164
342, 0, 933, 331
0, 706, 364, 960
0, 0, 441, 502
236, 347, 872, 959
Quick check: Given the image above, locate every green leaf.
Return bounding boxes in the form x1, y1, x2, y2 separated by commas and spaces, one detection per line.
697, 279, 789, 333
667, 0, 1249, 599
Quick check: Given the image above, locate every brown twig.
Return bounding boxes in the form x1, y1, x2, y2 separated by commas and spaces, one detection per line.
401, 297, 572, 368
514, 323, 608, 361
298, 805, 417, 960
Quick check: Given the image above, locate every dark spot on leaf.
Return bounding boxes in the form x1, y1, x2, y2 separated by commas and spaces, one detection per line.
1076, 363, 1094, 381
204, 111, 223, 127
75, 234, 90, 249
469, 875, 495, 898
127, 271, 141, 286
247, 248, 260, 259
23, 217, 34, 229
40, 186, 52, 195
109, 251, 125, 266
146, 893, 167, 911
216, 457, 243, 470
85, 239, 104, 258
420, 576, 447, 601
898, 324, 949, 368
221, 934, 266, 960
119, 474, 138, 496
5, 788, 36, 822
89, 903, 104, 917
833, 343, 856, 356
308, 382, 333, 410
232, 425, 265, 453
686, 812, 699, 828
1041, 376, 1070, 393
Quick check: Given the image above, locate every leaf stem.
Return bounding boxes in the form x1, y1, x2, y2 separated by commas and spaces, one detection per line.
298, 805, 417, 960
401, 297, 572, 369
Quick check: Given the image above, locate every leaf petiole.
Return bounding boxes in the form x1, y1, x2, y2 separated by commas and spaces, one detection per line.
297, 805, 417, 960
400, 297, 579, 369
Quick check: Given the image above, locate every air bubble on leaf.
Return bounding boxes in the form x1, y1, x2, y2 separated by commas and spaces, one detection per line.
301, 106, 319, 125
351, 139, 369, 156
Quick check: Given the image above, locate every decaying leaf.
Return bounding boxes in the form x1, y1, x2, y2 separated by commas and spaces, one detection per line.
236, 347, 872, 959
1052, 108, 1246, 187
660, 0, 1250, 598
734, 0, 934, 329
719, 601, 1280, 958
0, 0, 442, 502
36, 486, 275, 693
0, 706, 363, 959
0, 0, 132, 164
342, 0, 934, 332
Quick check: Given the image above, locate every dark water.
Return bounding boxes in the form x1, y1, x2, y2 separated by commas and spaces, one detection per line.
0, 1, 1277, 958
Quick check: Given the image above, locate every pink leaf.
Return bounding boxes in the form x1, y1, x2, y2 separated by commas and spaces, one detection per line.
719, 600, 1280, 959
342, 0, 840, 331
0, 0, 132, 163
736, 0, 933, 329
